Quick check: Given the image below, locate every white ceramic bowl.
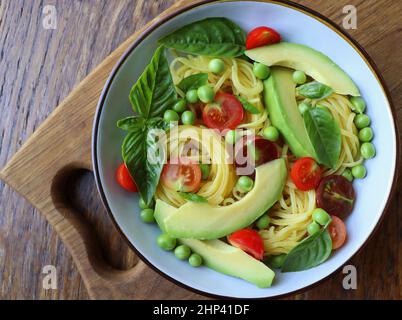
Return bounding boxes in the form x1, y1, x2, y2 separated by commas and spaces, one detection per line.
93, 0, 399, 298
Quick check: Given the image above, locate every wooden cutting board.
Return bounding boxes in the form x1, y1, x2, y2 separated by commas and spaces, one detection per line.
1, 0, 401, 299
0, 0, 207, 300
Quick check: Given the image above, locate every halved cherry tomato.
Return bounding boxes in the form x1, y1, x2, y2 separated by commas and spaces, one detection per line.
116, 163, 138, 192
328, 216, 347, 249
235, 135, 279, 175
228, 229, 264, 260
316, 175, 355, 219
246, 26, 281, 50
290, 157, 322, 191
161, 158, 202, 193
202, 92, 244, 131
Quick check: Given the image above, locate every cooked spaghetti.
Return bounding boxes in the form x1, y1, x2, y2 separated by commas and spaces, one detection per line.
154, 54, 363, 256
155, 125, 237, 207
170, 55, 268, 131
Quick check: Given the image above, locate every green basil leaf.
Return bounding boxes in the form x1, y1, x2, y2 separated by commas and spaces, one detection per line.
122, 117, 167, 204
281, 225, 332, 272
158, 17, 246, 57
237, 96, 260, 114
177, 73, 208, 92
297, 81, 334, 100
129, 46, 177, 119
178, 192, 208, 203
303, 108, 341, 169
238, 54, 252, 63
117, 116, 145, 131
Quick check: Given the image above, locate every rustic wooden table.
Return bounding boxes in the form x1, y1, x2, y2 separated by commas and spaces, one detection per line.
0, 0, 400, 300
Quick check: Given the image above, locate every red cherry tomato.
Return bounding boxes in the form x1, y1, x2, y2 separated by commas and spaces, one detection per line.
328, 216, 347, 249
202, 92, 244, 131
235, 135, 279, 175
116, 163, 138, 192
290, 157, 322, 191
228, 229, 265, 260
316, 175, 355, 219
161, 158, 202, 193
246, 26, 281, 50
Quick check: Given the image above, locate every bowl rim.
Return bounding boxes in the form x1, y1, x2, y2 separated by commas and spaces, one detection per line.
92, 0, 400, 299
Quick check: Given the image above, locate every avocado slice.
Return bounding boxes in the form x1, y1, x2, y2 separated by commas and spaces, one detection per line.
160, 158, 287, 240
264, 67, 317, 159
155, 201, 275, 288
181, 239, 275, 288
245, 42, 360, 96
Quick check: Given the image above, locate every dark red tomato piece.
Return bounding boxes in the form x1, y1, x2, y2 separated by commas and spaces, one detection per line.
188, 101, 203, 121
116, 163, 138, 192
228, 229, 265, 260
234, 135, 279, 175
247, 136, 279, 166
290, 157, 322, 191
160, 158, 202, 193
202, 92, 244, 131
328, 216, 347, 249
316, 175, 355, 219
246, 26, 281, 50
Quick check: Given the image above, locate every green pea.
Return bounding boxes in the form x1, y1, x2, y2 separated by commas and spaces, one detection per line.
361, 142, 376, 159
157, 233, 177, 251
164, 109, 179, 122
292, 70, 307, 84
139, 197, 155, 209
262, 126, 279, 142
307, 221, 321, 235
181, 110, 195, 125
312, 208, 331, 226
268, 254, 287, 269
341, 169, 354, 182
186, 89, 199, 103
188, 253, 203, 267
256, 214, 270, 229
174, 245, 191, 260
350, 96, 366, 113
199, 163, 210, 180
173, 99, 187, 113
351, 164, 367, 179
139, 198, 148, 209
197, 85, 215, 103
140, 209, 155, 223
354, 114, 371, 129
236, 176, 254, 193
358, 127, 374, 142
253, 63, 270, 80
225, 130, 241, 145
298, 102, 310, 114
208, 58, 225, 74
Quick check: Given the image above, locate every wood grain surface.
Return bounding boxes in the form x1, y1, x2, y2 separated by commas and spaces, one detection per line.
0, 0, 400, 300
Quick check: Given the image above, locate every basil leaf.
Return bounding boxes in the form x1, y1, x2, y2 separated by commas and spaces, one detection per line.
117, 116, 145, 131
158, 17, 246, 57
238, 54, 252, 63
237, 96, 260, 114
281, 225, 332, 272
129, 46, 177, 119
122, 117, 167, 204
178, 192, 208, 203
177, 73, 208, 92
297, 81, 334, 100
303, 108, 341, 169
